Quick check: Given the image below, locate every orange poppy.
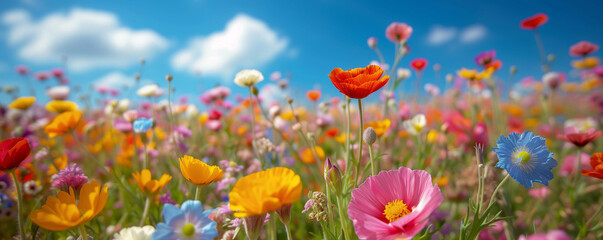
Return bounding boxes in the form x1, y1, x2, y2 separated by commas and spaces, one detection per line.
44, 111, 82, 138
306, 90, 322, 102
581, 153, 603, 179
520, 13, 548, 30
328, 65, 389, 99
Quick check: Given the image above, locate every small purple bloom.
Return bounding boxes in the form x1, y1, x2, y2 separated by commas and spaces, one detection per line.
51, 164, 88, 191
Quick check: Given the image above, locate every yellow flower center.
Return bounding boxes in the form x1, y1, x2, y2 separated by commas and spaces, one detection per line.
518, 151, 531, 163
383, 199, 411, 222
182, 223, 195, 237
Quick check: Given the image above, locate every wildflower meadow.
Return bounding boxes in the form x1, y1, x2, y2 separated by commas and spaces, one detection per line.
0, 1, 602, 240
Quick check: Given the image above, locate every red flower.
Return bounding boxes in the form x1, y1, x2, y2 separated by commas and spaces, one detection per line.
570, 41, 599, 57
582, 152, 603, 179
410, 58, 428, 71
0, 138, 31, 171
520, 13, 548, 30
329, 65, 389, 99
557, 127, 602, 148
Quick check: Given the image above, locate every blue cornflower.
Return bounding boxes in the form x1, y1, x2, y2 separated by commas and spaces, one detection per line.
492, 131, 557, 188
133, 117, 154, 134
151, 200, 218, 240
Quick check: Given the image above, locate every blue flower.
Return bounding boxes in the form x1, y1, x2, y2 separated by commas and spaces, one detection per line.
151, 200, 218, 240
492, 131, 557, 188
133, 117, 154, 134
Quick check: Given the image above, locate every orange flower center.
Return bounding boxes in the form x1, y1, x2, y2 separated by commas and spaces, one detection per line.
383, 199, 411, 222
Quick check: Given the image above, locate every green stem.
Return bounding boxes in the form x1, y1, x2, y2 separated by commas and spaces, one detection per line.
284, 222, 293, 240
194, 185, 202, 201
368, 144, 376, 176
269, 213, 277, 240
532, 30, 550, 72
488, 175, 511, 207
336, 196, 352, 240
142, 141, 149, 170
324, 175, 335, 232
140, 196, 151, 226
248, 87, 259, 166
78, 224, 88, 240
577, 203, 603, 239
11, 172, 25, 240
356, 99, 364, 184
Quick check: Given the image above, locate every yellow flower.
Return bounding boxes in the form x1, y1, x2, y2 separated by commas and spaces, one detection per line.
199, 113, 209, 125
45, 111, 82, 138
426, 129, 438, 143
132, 169, 172, 195
280, 111, 295, 121
457, 68, 481, 81
301, 146, 325, 164
229, 167, 302, 218
46, 100, 78, 113
572, 57, 599, 69
9, 96, 36, 110
179, 155, 223, 185
47, 155, 68, 175
364, 119, 391, 137
335, 133, 347, 144
477, 68, 494, 80
29, 181, 108, 231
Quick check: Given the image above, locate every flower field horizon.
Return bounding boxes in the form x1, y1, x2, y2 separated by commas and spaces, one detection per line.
1, 1, 603, 240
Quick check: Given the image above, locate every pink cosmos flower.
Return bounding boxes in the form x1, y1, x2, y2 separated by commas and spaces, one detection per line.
348, 167, 443, 240
557, 126, 602, 148
570, 41, 599, 57
475, 50, 496, 66
16, 65, 29, 75
560, 152, 590, 177
46, 86, 70, 100
518, 230, 571, 240
528, 187, 551, 200
51, 68, 64, 78
542, 72, 566, 89
35, 72, 48, 81
386, 22, 413, 43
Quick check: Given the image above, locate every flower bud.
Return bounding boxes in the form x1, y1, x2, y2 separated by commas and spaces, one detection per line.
324, 158, 343, 195
445, 73, 453, 83
363, 127, 377, 145
367, 37, 377, 49
510, 65, 517, 74
166, 74, 173, 82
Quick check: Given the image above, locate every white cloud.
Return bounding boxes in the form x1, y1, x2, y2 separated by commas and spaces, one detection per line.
1, 8, 168, 71
94, 71, 136, 89
427, 25, 457, 45
258, 83, 290, 107
171, 14, 288, 80
460, 24, 487, 44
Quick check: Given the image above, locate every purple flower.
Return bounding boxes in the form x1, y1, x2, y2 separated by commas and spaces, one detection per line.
159, 190, 177, 205
51, 164, 88, 191
174, 125, 192, 138
475, 50, 496, 66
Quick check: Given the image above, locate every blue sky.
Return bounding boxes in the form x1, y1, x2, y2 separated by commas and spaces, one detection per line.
1, 0, 602, 106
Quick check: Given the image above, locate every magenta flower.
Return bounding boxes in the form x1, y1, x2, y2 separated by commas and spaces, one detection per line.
385, 22, 413, 43
570, 41, 599, 57
475, 50, 496, 66
518, 230, 571, 240
557, 126, 602, 148
51, 163, 88, 191
347, 167, 443, 239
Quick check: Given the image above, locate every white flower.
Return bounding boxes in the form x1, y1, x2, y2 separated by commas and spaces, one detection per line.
23, 180, 40, 195
403, 114, 426, 136
114, 226, 155, 240
46, 86, 70, 100
137, 84, 159, 97
234, 69, 264, 87
397, 68, 411, 80
116, 99, 131, 113
565, 117, 598, 132
186, 104, 199, 116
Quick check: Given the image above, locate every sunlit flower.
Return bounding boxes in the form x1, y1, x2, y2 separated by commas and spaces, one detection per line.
44, 111, 82, 138
364, 119, 391, 137
402, 114, 426, 136
132, 169, 172, 196
542, 72, 565, 89
570, 41, 599, 57
114, 226, 155, 240
229, 167, 302, 217
179, 155, 223, 185
29, 181, 108, 231
410, 58, 428, 71
46, 86, 70, 100
328, 65, 389, 99
152, 200, 218, 240
572, 57, 600, 69
46, 100, 78, 113
520, 13, 548, 30
348, 167, 443, 239
9, 97, 36, 110
137, 84, 160, 97
492, 131, 557, 188
457, 68, 481, 82
557, 126, 602, 148
581, 152, 603, 179
234, 69, 264, 87
385, 22, 413, 43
